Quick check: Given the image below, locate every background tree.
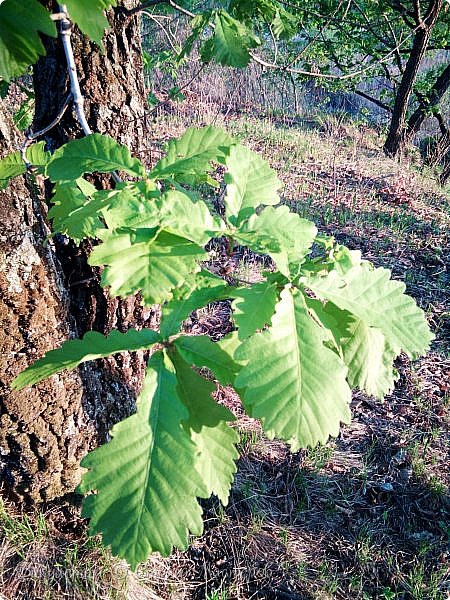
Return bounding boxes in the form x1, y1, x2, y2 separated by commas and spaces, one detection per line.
147, 0, 450, 175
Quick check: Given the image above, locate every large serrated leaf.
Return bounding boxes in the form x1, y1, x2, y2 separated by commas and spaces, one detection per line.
172, 349, 239, 504
64, 1, 116, 48
157, 190, 224, 245
160, 270, 228, 339
235, 286, 351, 450
175, 335, 241, 386
305, 265, 434, 359
89, 228, 206, 305
224, 144, 281, 225
201, 10, 260, 67
11, 329, 160, 390
150, 126, 233, 181
0, 142, 51, 189
236, 205, 317, 278
232, 281, 279, 339
101, 182, 160, 230
48, 181, 106, 243
79, 352, 207, 569
47, 134, 146, 181
306, 298, 397, 398
0, 0, 56, 81
50, 184, 159, 243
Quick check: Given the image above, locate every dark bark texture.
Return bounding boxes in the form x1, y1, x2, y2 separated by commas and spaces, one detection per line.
1, 1, 156, 502
0, 105, 93, 502
384, 0, 444, 157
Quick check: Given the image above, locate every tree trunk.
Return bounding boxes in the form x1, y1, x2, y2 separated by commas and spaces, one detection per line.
404, 62, 450, 144
0, 103, 93, 502
0, 1, 155, 502
383, 0, 443, 157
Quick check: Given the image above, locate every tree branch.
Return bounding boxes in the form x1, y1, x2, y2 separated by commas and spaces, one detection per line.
354, 89, 393, 112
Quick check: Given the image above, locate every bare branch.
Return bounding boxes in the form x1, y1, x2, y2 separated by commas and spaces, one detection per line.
354, 89, 393, 113
142, 11, 179, 53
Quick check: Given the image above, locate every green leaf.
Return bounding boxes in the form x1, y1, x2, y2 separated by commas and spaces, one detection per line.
13, 96, 34, 131
157, 190, 224, 245
79, 352, 207, 569
236, 206, 317, 278
101, 182, 160, 230
89, 228, 206, 305
150, 126, 233, 181
306, 298, 398, 398
175, 335, 241, 386
172, 349, 239, 504
272, 8, 298, 40
47, 134, 146, 181
305, 265, 434, 359
0, 142, 51, 189
11, 328, 160, 390
64, 1, 117, 48
235, 286, 351, 450
160, 270, 228, 339
0, 0, 56, 81
329, 244, 363, 275
232, 281, 279, 339
201, 10, 260, 68
224, 143, 281, 225
48, 181, 106, 243
51, 184, 160, 243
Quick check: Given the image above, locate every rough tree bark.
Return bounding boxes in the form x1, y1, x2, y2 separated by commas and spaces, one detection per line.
0, 0, 155, 502
383, 0, 444, 157
0, 104, 93, 502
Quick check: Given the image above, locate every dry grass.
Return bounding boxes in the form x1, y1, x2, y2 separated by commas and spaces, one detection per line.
1, 107, 449, 599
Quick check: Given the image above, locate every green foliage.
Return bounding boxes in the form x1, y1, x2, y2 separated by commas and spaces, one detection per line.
235, 205, 317, 278
223, 143, 281, 225
229, 0, 298, 39
150, 125, 233, 182
201, 10, 261, 67
0, 0, 56, 81
64, 0, 117, 48
0, 0, 119, 80
11, 329, 160, 390
48, 182, 119, 244
13, 94, 34, 131
304, 265, 434, 359
89, 228, 206, 305
0, 142, 50, 189
0, 0, 440, 574
79, 352, 208, 570
159, 270, 228, 338
47, 134, 146, 181
235, 286, 352, 450
174, 335, 241, 386
232, 281, 279, 339
171, 349, 239, 504
8, 122, 433, 569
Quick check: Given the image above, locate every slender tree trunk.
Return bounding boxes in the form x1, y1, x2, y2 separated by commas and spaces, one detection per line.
1, 1, 155, 502
404, 62, 450, 143
383, 0, 443, 157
